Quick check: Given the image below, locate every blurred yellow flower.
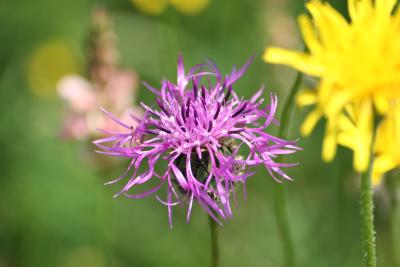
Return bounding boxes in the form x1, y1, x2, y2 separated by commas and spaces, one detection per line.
27, 40, 78, 97
131, 0, 168, 16
170, 0, 210, 15
61, 246, 106, 267
131, 0, 210, 16
373, 104, 400, 185
263, 0, 400, 175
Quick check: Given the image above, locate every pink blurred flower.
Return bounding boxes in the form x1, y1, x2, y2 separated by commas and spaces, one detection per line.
57, 6, 143, 142
58, 70, 142, 140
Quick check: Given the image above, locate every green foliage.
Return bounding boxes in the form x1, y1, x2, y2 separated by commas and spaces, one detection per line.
0, 0, 398, 266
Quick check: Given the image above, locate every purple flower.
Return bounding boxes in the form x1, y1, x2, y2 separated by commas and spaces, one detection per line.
95, 55, 300, 227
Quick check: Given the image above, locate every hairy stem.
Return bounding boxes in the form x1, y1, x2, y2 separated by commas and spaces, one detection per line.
209, 216, 219, 267
360, 146, 377, 267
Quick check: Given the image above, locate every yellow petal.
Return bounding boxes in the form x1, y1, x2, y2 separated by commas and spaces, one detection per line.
375, 0, 397, 18
300, 109, 322, 136
298, 15, 321, 53
344, 104, 356, 122
263, 48, 324, 76
372, 170, 383, 187
394, 106, 400, 140
307, 1, 350, 48
349, 0, 373, 19
348, 0, 358, 22
357, 99, 373, 133
358, 0, 374, 18
297, 89, 318, 107
373, 94, 390, 114
337, 113, 356, 133
169, 0, 210, 15
338, 132, 355, 150
354, 146, 369, 172
131, 0, 168, 15
372, 154, 397, 186
322, 118, 338, 162
353, 130, 371, 172
324, 90, 353, 117
374, 154, 397, 174
394, 5, 400, 27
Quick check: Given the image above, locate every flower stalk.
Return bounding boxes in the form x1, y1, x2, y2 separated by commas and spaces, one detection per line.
274, 72, 303, 267
360, 140, 377, 267
271, 2, 307, 265
209, 216, 219, 267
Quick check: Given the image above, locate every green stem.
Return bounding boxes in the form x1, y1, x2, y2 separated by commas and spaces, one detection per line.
278, 72, 304, 140
209, 216, 219, 267
273, 3, 330, 267
274, 71, 303, 267
273, 186, 294, 267
382, 173, 399, 266
389, 174, 400, 266
272, 0, 308, 263
391, 199, 400, 266
360, 149, 377, 267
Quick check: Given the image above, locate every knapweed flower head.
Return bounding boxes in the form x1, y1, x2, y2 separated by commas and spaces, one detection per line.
264, 0, 400, 182
95, 55, 301, 227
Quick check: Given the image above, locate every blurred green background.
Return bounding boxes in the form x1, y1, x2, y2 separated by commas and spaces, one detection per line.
1, 0, 399, 266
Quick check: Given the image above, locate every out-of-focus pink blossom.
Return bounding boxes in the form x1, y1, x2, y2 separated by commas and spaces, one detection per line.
57, 6, 142, 141
58, 70, 142, 140
58, 75, 96, 113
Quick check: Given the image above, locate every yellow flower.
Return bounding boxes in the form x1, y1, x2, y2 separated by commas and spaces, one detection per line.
263, 0, 400, 174
27, 40, 78, 97
131, 0, 210, 16
131, 0, 168, 16
373, 104, 400, 185
170, 0, 210, 16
